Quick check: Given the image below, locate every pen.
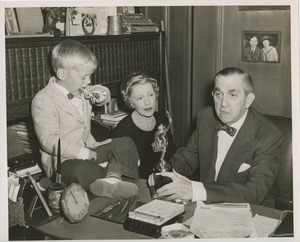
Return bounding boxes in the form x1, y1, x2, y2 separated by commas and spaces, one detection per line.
56, 139, 61, 184
113, 198, 126, 215
120, 196, 131, 213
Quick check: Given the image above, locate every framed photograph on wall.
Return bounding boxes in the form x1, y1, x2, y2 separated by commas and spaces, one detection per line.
5, 8, 19, 35
242, 31, 281, 63
65, 7, 116, 36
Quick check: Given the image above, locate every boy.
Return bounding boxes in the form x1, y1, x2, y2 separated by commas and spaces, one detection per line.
31, 39, 139, 198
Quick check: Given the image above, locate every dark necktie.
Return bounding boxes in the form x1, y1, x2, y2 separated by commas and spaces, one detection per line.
67, 93, 74, 99
215, 123, 237, 137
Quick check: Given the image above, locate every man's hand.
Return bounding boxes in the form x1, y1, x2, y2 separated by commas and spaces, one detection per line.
156, 170, 193, 201
88, 150, 97, 160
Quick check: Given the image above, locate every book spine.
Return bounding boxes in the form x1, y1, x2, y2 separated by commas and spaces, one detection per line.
15, 48, 25, 99
6, 49, 12, 101
129, 42, 134, 73
137, 41, 143, 71
112, 42, 118, 82
90, 43, 99, 84
120, 13, 144, 20
119, 42, 124, 78
125, 42, 130, 75
123, 213, 184, 238
106, 43, 110, 83
123, 217, 161, 238
22, 48, 32, 98
150, 40, 154, 74
109, 42, 113, 83
29, 47, 38, 95
36, 47, 44, 91
98, 43, 106, 83
42, 46, 51, 87
144, 41, 149, 74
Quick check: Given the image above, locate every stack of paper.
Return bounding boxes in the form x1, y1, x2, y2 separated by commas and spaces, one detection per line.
190, 203, 257, 238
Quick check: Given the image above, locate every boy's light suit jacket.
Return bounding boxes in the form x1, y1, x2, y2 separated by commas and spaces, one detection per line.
32, 77, 110, 177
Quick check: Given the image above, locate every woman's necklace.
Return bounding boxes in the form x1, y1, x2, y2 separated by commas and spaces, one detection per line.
132, 110, 156, 131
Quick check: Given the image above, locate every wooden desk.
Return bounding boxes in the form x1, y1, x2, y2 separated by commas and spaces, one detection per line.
28, 180, 283, 240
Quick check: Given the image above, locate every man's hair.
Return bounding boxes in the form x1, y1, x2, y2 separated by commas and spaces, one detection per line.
250, 36, 258, 42
51, 39, 97, 73
213, 67, 254, 95
120, 71, 159, 109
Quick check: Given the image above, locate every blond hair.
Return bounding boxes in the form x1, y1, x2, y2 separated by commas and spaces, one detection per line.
51, 39, 97, 73
120, 72, 159, 109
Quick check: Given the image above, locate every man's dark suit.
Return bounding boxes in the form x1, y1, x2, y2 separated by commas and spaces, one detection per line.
170, 106, 283, 205
243, 47, 263, 61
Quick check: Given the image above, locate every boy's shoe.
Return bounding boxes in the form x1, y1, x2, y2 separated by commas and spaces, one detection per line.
89, 179, 138, 199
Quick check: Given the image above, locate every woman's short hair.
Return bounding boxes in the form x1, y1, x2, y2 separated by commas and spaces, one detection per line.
213, 67, 254, 95
51, 39, 97, 73
120, 71, 159, 108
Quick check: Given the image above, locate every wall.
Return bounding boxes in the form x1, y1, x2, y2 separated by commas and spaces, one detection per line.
147, 6, 194, 145
135, 6, 291, 146
222, 6, 291, 117
192, 7, 221, 129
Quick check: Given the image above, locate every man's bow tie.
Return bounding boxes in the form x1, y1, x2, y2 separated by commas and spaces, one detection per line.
67, 93, 74, 100
215, 123, 237, 137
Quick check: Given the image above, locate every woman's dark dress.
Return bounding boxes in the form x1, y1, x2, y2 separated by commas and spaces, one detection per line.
111, 112, 177, 179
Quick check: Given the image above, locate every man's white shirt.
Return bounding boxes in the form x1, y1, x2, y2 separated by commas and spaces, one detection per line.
191, 109, 248, 202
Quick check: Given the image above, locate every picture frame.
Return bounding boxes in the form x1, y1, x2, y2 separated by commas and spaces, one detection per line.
65, 7, 116, 36
241, 31, 281, 63
5, 8, 20, 35
238, 6, 290, 11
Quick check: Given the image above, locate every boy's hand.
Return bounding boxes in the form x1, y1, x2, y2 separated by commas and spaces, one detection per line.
88, 150, 97, 160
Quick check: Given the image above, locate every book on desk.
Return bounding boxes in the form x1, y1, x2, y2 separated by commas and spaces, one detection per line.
123, 199, 185, 238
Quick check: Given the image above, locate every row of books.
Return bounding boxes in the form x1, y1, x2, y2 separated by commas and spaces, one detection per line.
100, 110, 128, 130
6, 39, 160, 102
6, 46, 51, 101
11, 122, 39, 154
120, 13, 159, 33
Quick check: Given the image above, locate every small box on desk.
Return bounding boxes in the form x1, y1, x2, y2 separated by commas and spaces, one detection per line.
8, 153, 42, 178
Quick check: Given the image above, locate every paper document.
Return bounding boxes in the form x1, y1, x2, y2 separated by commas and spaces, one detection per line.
253, 214, 279, 237
190, 203, 257, 238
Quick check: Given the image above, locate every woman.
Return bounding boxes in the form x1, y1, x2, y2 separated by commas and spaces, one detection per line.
111, 72, 177, 179
261, 35, 278, 62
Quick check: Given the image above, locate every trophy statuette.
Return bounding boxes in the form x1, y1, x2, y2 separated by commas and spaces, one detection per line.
149, 111, 173, 198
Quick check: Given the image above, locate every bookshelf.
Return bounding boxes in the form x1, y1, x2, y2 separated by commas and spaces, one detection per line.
6, 33, 165, 122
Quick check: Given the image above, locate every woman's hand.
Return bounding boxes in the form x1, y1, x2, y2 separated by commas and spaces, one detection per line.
156, 169, 193, 201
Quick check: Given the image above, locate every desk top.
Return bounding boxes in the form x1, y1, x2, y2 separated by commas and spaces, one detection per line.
33, 179, 282, 240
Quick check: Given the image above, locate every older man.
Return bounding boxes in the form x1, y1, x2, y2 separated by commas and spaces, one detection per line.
156, 67, 283, 206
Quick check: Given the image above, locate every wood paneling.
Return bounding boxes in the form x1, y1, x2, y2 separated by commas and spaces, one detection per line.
146, 6, 193, 146
192, 7, 221, 129
222, 6, 291, 117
